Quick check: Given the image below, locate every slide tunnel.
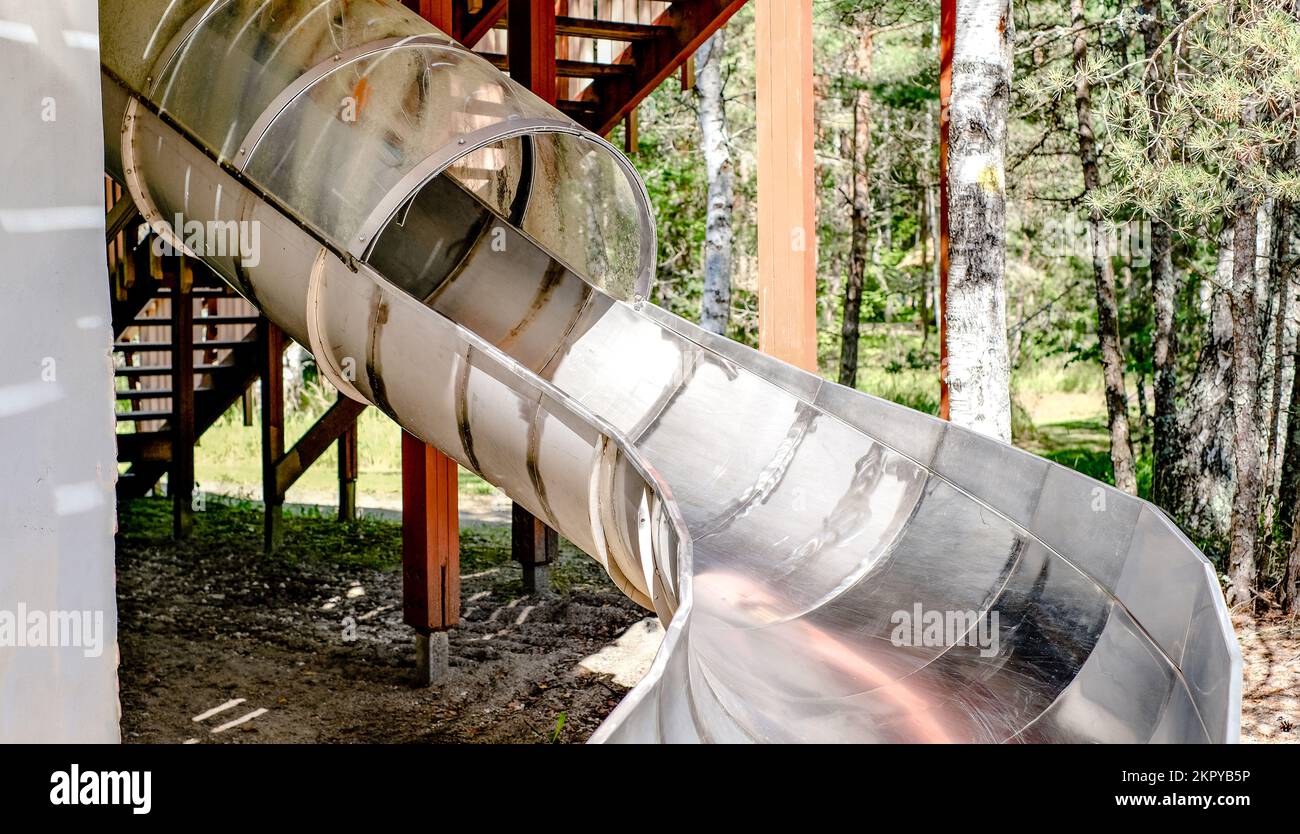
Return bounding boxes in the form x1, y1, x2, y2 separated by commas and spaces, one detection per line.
99, 0, 1240, 743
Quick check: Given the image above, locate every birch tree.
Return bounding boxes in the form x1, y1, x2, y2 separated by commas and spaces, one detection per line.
946, 0, 1014, 441
696, 31, 734, 336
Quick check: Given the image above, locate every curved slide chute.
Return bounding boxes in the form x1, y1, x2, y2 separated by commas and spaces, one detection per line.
100, 0, 1239, 743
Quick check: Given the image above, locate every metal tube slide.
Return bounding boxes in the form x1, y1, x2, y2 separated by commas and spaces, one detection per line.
100, 0, 1240, 743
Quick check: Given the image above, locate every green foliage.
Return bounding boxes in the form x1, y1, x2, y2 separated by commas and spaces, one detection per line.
1085, 0, 1300, 230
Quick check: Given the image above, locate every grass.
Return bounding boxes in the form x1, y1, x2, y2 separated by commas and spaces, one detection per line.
119, 494, 407, 571
119, 494, 618, 599
839, 324, 1152, 495
834, 325, 943, 415
191, 400, 497, 507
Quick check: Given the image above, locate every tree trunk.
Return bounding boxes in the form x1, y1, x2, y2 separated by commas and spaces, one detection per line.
1122, 245, 1152, 448
1142, 0, 1178, 507
838, 31, 873, 388
1287, 496, 1300, 615
878, 109, 895, 324
1072, 0, 1137, 494
1226, 193, 1263, 609
1264, 198, 1293, 530
1285, 331, 1300, 613
1280, 298, 1300, 545
1172, 223, 1237, 547
919, 192, 931, 347
696, 30, 734, 336
945, 0, 1013, 442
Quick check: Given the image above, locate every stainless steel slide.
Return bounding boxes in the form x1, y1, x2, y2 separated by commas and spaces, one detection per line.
99, 0, 1240, 743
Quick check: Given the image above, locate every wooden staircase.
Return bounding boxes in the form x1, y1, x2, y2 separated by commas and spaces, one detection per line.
408, 0, 747, 139
107, 183, 262, 502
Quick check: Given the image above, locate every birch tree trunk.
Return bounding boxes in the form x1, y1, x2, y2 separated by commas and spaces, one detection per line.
839, 31, 873, 388
1227, 192, 1263, 609
946, 0, 1013, 442
1142, 0, 1178, 507
696, 30, 733, 336
1072, 0, 1137, 494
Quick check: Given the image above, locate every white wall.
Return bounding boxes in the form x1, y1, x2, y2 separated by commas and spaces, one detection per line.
0, 0, 120, 742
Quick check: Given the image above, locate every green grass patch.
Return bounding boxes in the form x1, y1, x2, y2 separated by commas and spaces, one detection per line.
119, 496, 405, 571
1026, 417, 1154, 498
191, 400, 496, 505
119, 495, 614, 596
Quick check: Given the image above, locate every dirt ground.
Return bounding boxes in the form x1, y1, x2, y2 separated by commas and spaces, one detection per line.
116, 498, 646, 743
1236, 613, 1300, 743
116, 498, 1297, 744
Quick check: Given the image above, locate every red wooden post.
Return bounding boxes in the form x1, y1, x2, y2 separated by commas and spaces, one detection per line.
402, 433, 460, 683
938, 0, 955, 421
397, 0, 463, 686
170, 257, 195, 540
338, 402, 359, 523
259, 317, 285, 553
420, 0, 455, 35
755, 0, 818, 372
624, 107, 640, 155
508, 0, 558, 105
507, 0, 562, 592
401, 432, 460, 630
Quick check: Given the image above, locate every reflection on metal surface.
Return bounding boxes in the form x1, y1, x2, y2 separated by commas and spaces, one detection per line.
99, 0, 1240, 743
233, 34, 456, 171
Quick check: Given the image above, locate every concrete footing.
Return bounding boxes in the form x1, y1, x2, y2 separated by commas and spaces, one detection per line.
414, 631, 449, 686
522, 563, 552, 596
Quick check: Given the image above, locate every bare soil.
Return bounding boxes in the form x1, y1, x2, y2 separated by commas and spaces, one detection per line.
1236, 613, 1300, 743
115, 498, 645, 744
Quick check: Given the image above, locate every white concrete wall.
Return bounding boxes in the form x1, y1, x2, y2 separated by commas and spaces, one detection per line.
0, 0, 120, 742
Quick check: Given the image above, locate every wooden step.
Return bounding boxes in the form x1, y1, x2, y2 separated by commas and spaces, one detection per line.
115, 386, 216, 399
133, 314, 261, 326
116, 432, 171, 463
480, 53, 632, 79
558, 98, 599, 118
114, 339, 252, 351
153, 287, 234, 298
116, 410, 172, 422
495, 15, 671, 41
116, 363, 235, 377
197, 315, 261, 325
115, 388, 173, 400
